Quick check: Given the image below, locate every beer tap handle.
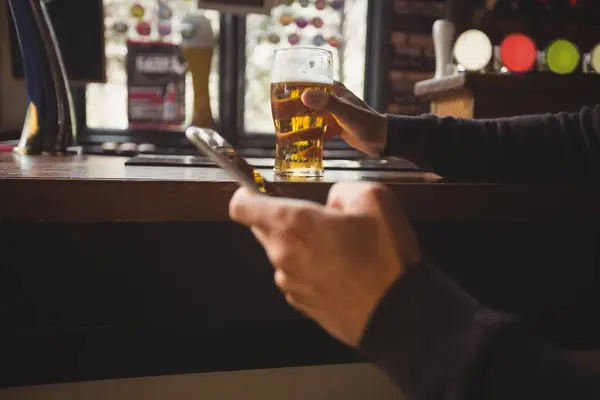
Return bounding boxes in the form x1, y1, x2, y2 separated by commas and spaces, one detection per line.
7, 0, 76, 154
433, 19, 455, 79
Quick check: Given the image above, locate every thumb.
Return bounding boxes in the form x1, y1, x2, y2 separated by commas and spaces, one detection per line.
301, 90, 356, 120
302, 90, 377, 152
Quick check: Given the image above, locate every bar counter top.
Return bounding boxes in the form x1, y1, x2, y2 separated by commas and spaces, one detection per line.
1, 153, 600, 222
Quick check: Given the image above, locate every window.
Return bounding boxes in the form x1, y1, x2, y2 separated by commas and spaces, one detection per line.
80, 0, 376, 150
85, 0, 220, 130
243, 0, 369, 135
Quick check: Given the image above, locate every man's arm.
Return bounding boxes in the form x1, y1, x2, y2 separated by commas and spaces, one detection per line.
360, 263, 600, 400
384, 105, 600, 183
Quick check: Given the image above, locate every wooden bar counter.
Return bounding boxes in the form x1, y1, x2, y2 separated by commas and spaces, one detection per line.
1, 153, 600, 223
1, 153, 600, 389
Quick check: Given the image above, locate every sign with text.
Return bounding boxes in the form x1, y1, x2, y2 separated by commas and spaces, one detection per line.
126, 41, 186, 130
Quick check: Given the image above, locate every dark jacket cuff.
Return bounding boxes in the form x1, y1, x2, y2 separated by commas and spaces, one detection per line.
382, 114, 438, 161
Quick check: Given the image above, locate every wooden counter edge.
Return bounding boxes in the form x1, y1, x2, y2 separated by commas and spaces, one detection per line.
1, 178, 600, 223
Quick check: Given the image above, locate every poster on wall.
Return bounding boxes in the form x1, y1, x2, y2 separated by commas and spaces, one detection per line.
126, 41, 187, 130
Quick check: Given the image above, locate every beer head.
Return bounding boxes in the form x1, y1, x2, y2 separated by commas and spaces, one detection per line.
271, 47, 334, 85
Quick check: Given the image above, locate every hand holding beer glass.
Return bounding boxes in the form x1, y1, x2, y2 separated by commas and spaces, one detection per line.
271, 48, 335, 177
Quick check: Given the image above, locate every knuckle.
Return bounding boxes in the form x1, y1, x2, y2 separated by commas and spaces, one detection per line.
284, 293, 298, 308
278, 208, 314, 237
273, 269, 291, 291
228, 188, 252, 222
268, 247, 293, 268
363, 182, 394, 202
228, 198, 243, 222
290, 207, 314, 225
272, 206, 290, 223
327, 182, 353, 200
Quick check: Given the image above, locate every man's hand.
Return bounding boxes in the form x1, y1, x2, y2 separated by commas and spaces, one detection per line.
302, 82, 388, 155
229, 182, 422, 347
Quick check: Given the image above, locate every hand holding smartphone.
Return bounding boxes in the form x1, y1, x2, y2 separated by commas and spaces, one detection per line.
185, 126, 284, 196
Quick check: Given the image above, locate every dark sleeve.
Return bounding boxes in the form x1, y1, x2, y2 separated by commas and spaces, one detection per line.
382, 105, 600, 183
360, 263, 600, 400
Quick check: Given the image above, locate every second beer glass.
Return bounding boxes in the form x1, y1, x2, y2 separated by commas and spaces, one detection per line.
270, 48, 334, 177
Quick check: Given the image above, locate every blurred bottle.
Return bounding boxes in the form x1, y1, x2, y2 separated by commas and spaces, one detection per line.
180, 10, 215, 128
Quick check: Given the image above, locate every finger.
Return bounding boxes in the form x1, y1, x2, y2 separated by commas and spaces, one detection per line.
327, 182, 422, 263
323, 113, 342, 139
229, 187, 272, 229
273, 269, 315, 298
301, 90, 355, 118
301, 91, 377, 148
340, 132, 378, 155
283, 291, 321, 315
230, 187, 312, 231
326, 182, 391, 213
334, 82, 370, 109
250, 225, 269, 247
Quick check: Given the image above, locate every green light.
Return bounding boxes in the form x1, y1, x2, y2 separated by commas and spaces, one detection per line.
591, 43, 600, 73
546, 39, 580, 74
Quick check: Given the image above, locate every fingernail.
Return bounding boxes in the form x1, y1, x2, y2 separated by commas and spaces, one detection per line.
302, 90, 330, 110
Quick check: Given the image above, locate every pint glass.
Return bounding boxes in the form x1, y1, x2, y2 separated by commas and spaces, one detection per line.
270, 48, 334, 177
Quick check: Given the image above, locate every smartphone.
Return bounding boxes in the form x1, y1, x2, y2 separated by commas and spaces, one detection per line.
185, 126, 284, 196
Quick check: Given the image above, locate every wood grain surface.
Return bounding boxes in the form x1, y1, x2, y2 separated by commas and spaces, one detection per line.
1, 153, 599, 222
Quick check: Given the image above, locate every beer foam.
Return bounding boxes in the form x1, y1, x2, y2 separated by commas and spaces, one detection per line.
180, 11, 215, 49
271, 70, 334, 85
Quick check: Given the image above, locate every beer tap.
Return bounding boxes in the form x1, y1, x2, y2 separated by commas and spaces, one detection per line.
7, 0, 77, 155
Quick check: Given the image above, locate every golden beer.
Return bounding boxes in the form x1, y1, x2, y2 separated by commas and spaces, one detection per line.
180, 11, 215, 128
271, 81, 334, 176
181, 46, 214, 128
270, 47, 334, 177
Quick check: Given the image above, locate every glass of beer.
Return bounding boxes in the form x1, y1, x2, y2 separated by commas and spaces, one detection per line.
270, 47, 334, 177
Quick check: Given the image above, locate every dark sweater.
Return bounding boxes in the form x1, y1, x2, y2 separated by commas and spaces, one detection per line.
360, 105, 600, 399
382, 105, 600, 183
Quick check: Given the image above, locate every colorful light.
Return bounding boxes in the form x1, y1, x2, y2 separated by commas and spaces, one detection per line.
546, 39, 580, 74
312, 17, 324, 28
136, 21, 151, 36
590, 43, 600, 73
453, 29, 493, 71
315, 0, 326, 10
312, 34, 325, 46
267, 33, 281, 44
331, 0, 345, 10
112, 21, 129, 34
328, 36, 342, 48
288, 33, 300, 45
158, 21, 172, 37
279, 13, 295, 26
130, 3, 145, 18
158, 3, 173, 19
500, 33, 537, 72
296, 17, 308, 29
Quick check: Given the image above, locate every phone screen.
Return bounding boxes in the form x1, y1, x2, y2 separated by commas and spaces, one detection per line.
186, 127, 284, 196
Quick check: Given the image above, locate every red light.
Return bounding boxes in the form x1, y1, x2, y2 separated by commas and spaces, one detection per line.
500, 33, 537, 73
